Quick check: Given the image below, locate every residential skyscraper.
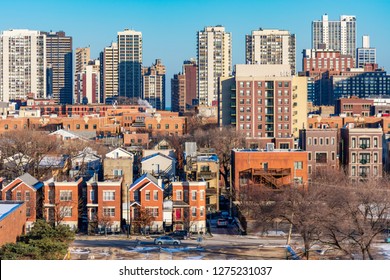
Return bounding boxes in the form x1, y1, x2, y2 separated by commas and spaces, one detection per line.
0, 29, 46, 102
171, 59, 197, 113
246, 29, 296, 75
44, 31, 73, 104
75, 47, 90, 74
75, 60, 101, 104
197, 26, 232, 107
142, 59, 165, 110
117, 29, 142, 101
100, 42, 118, 103
356, 35, 376, 68
312, 14, 357, 60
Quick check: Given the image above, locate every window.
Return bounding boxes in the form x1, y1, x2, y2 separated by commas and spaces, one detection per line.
280, 143, 289, 149
176, 190, 182, 200
103, 191, 115, 201
16, 191, 22, 201
320, 138, 323, 145
331, 137, 335, 145
316, 153, 327, 164
113, 169, 123, 176
294, 161, 303, 170
374, 153, 378, 163
352, 153, 356, 163
4, 124, 8, 130
90, 190, 95, 202
148, 124, 152, 129
352, 137, 356, 148
308, 138, 312, 145
26, 207, 31, 217
93, 124, 97, 129
153, 190, 158, 201
25, 191, 30, 201
192, 207, 197, 217
360, 153, 370, 164
61, 207, 72, 217
308, 166, 312, 174
165, 124, 169, 129
184, 190, 188, 202
103, 207, 115, 217
200, 207, 205, 217
308, 153, 312, 161
85, 124, 89, 129
200, 191, 205, 200
60, 190, 72, 201
76, 124, 80, 129
352, 166, 356, 176
147, 207, 159, 217
313, 138, 317, 145
359, 138, 370, 148
374, 137, 378, 148
145, 190, 150, 201
325, 138, 329, 145
192, 191, 197, 201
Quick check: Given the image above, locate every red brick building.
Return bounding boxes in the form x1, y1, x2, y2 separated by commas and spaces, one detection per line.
0, 173, 43, 231
335, 96, 373, 117
231, 148, 309, 196
0, 201, 26, 246
43, 178, 83, 229
86, 178, 123, 233
128, 174, 164, 233
171, 181, 207, 233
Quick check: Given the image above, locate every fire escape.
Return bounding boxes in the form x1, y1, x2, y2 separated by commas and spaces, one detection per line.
239, 168, 292, 190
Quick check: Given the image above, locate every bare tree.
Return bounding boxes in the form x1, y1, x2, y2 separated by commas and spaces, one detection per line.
132, 206, 155, 235
319, 177, 390, 260
276, 184, 328, 260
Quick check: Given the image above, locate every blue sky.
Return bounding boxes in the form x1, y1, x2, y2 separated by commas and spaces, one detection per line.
1, 0, 389, 107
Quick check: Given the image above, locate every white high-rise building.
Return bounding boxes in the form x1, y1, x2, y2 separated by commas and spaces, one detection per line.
197, 26, 232, 106
356, 35, 376, 68
312, 14, 356, 60
100, 42, 118, 103
0, 29, 46, 102
245, 29, 296, 75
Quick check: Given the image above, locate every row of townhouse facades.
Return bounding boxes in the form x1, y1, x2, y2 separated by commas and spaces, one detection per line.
0, 105, 187, 137
0, 172, 207, 237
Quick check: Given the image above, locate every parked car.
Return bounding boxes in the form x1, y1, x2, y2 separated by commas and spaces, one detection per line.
217, 218, 228, 228
154, 236, 181, 245
167, 230, 189, 240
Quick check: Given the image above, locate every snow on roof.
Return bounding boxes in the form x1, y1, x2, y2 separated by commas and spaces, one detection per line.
0, 202, 24, 221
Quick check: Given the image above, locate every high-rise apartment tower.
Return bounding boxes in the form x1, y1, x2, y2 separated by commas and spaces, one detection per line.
197, 26, 232, 106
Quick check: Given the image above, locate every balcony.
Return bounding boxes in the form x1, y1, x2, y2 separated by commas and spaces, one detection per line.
360, 144, 368, 149
198, 171, 216, 180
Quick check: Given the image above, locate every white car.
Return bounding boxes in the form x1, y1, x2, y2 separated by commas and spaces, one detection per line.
154, 236, 181, 245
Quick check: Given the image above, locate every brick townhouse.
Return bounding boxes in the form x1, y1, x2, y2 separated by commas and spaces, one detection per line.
0, 173, 43, 231
128, 174, 164, 233
43, 178, 83, 229
171, 181, 207, 233
86, 178, 123, 233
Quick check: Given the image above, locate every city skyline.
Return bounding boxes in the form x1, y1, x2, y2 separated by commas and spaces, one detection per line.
1, 0, 389, 107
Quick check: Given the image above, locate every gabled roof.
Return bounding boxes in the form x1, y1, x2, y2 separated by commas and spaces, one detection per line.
129, 173, 160, 191
141, 152, 175, 163
105, 147, 133, 159
3, 173, 43, 191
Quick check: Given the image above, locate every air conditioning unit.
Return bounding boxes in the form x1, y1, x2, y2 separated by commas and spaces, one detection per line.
266, 143, 275, 151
